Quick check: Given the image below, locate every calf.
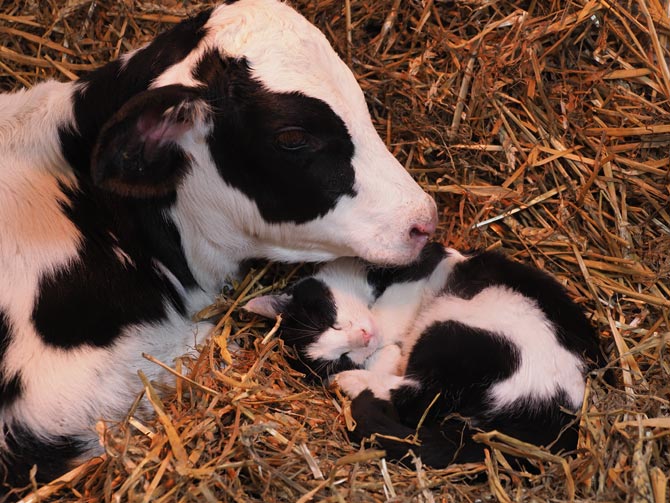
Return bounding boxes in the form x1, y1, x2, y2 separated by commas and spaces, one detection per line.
0, 0, 437, 489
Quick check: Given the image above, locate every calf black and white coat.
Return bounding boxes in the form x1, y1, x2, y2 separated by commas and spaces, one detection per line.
0, 0, 437, 488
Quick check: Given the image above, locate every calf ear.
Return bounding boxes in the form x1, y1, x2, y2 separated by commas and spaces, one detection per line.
91, 85, 207, 198
243, 294, 292, 319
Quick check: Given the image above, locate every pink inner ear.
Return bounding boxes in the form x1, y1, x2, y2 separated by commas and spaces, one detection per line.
244, 295, 289, 319
243, 297, 277, 318
137, 114, 191, 146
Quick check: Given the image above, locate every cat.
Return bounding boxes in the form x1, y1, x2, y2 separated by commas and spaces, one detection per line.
244, 242, 602, 467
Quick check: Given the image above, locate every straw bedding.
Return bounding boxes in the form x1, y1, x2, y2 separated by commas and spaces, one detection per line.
1, 0, 668, 501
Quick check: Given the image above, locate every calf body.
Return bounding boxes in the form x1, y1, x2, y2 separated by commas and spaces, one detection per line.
0, 0, 436, 489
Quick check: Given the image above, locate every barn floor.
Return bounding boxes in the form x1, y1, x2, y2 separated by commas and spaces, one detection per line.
1, 0, 669, 501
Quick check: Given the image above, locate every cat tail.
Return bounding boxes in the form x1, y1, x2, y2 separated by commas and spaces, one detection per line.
349, 390, 485, 468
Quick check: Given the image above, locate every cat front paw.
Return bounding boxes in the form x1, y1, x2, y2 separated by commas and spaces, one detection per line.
366, 344, 402, 374
334, 369, 376, 399
335, 369, 412, 401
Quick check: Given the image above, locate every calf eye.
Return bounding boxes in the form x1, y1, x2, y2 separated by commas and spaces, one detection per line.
275, 127, 310, 151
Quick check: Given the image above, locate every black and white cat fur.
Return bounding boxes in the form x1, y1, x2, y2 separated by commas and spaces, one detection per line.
244, 242, 602, 467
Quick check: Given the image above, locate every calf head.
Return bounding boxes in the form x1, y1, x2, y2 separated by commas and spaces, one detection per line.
85, 0, 437, 290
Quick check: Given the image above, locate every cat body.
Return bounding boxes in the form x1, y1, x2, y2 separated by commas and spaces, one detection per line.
245, 243, 601, 467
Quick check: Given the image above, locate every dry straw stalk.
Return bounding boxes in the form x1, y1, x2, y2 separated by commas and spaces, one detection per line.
1, 0, 668, 501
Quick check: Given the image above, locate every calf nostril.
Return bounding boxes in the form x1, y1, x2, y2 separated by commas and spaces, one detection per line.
410, 227, 427, 239
361, 329, 372, 346
410, 222, 435, 240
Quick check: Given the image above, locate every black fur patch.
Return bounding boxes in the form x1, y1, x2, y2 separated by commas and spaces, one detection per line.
351, 386, 576, 470
352, 384, 579, 469
192, 51, 356, 224
399, 321, 520, 425
480, 388, 580, 456
127, 198, 197, 289
350, 390, 487, 469
348, 321, 583, 468
51, 13, 208, 304
0, 423, 86, 493
446, 251, 601, 364
0, 312, 22, 408
59, 9, 212, 176
277, 278, 348, 381
31, 182, 187, 348
0, 375, 21, 411
367, 242, 447, 297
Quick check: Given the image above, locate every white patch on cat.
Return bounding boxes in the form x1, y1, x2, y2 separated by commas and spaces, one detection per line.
366, 343, 403, 374
407, 285, 586, 409
306, 325, 377, 365
306, 258, 379, 364
370, 249, 468, 347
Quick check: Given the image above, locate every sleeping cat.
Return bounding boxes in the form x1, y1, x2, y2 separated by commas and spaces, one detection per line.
244, 243, 602, 467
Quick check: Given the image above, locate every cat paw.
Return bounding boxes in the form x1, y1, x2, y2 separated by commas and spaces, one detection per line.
366, 344, 402, 374
334, 369, 376, 399
335, 369, 411, 401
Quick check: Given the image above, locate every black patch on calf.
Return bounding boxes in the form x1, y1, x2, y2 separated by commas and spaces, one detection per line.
193, 51, 356, 224
0, 375, 21, 411
367, 242, 447, 297
0, 312, 10, 362
32, 182, 187, 348
0, 423, 85, 491
0, 312, 22, 408
446, 251, 601, 364
59, 9, 212, 176
129, 199, 198, 289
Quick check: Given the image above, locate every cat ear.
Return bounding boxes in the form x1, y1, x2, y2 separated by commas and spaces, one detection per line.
243, 294, 291, 319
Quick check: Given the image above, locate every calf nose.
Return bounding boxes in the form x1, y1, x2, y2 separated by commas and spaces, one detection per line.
361, 328, 373, 346
409, 198, 438, 245
409, 219, 436, 248
410, 221, 435, 239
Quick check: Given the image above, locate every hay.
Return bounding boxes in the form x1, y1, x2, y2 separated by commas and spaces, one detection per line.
2, 0, 669, 501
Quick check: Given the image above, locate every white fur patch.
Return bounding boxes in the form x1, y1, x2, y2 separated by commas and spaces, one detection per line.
1, 302, 212, 451
368, 249, 467, 347
365, 343, 403, 375
307, 328, 373, 365
406, 286, 586, 409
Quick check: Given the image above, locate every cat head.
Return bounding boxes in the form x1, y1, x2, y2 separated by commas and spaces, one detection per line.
244, 258, 378, 381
